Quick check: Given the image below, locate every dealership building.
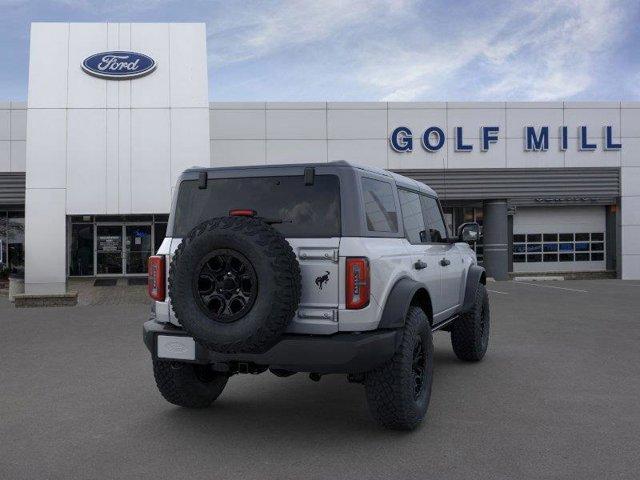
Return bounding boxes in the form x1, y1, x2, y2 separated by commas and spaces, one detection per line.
1, 22, 640, 295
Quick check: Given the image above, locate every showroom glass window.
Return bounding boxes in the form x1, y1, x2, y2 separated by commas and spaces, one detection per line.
70, 220, 95, 276
0, 211, 25, 275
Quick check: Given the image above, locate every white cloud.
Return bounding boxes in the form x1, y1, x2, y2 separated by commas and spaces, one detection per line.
208, 0, 412, 66
357, 0, 627, 101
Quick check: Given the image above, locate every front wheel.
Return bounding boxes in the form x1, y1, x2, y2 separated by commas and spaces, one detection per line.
152, 360, 228, 408
451, 283, 490, 361
364, 306, 434, 430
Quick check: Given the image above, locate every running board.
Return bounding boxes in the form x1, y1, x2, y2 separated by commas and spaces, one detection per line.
431, 315, 459, 332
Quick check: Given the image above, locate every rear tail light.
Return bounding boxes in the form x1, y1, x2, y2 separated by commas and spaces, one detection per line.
148, 255, 166, 301
346, 257, 369, 309
229, 209, 256, 217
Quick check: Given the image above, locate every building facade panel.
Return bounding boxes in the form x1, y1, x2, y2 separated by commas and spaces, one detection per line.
25, 109, 67, 189
210, 109, 266, 140
211, 139, 266, 167
67, 23, 108, 109
266, 109, 327, 140
66, 108, 108, 214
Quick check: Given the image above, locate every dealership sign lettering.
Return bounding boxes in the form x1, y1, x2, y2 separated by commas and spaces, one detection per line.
390, 126, 622, 152
82, 51, 156, 80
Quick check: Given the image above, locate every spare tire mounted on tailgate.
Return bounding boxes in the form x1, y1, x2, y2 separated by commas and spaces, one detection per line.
169, 216, 301, 354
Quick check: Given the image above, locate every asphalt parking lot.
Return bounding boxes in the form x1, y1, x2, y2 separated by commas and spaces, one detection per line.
1, 280, 640, 480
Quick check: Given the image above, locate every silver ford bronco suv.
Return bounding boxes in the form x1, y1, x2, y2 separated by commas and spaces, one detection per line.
143, 161, 489, 430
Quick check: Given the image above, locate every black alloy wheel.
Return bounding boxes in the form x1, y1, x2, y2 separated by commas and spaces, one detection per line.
193, 249, 258, 323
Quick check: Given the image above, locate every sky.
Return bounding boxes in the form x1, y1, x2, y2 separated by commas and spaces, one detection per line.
0, 0, 639, 102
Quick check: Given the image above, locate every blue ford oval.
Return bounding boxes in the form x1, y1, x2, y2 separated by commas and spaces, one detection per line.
82, 51, 156, 79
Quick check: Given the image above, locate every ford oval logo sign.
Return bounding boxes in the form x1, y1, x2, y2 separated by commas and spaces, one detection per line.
82, 51, 156, 80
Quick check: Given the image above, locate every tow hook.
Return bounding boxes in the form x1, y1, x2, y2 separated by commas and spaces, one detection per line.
309, 373, 322, 382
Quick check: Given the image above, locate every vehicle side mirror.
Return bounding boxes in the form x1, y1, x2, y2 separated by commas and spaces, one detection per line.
457, 222, 480, 243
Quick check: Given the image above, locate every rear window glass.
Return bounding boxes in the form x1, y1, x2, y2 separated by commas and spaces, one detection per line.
361, 178, 398, 233
172, 175, 340, 237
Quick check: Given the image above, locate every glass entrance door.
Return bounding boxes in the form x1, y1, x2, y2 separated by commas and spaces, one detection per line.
96, 225, 123, 275
125, 225, 152, 275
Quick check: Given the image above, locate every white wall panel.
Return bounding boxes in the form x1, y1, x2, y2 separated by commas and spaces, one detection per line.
169, 23, 208, 107
387, 108, 447, 139
171, 108, 211, 184
25, 188, 66, 293
0, 141, 9, 171
25, 109, 67, 189
210, 109, 265, 139
327, 109, 386, 139
621, 227, 640, 256
11, 141, 26, 172
328, 140, 387, 168
266, 110, 326, 139
67, 23, 108, 109
131, 23, 170, 108
621, 196, 640, 226
621, 108, 640, 138
564, 107, 620, 138
621, 166, 640, 196
621, 138, 640, 167
28, 23, 68, 108
118, 109, 132, 212
130, 108, 171, 212
10, 109, 27, 140
0, 110, 9, 140
564, 143, 620, 168
117, 23, 132, 109
66, 109, 107, 214
106, 108, 119, 213
506, 138, 564, 168
211, 140, 265, 167
447, 108, 506, 136
266, 140, 327, 164
506, 108, 563, 138
106, 23, 119, 108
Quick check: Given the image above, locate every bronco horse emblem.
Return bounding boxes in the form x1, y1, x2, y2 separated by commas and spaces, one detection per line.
315, 271, 330, 290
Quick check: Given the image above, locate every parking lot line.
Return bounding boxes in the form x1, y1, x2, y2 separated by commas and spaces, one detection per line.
514, 281, 588, 293
487, 289, 509, 295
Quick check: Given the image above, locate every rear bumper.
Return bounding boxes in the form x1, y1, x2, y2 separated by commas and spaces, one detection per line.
143, 319, 400, 374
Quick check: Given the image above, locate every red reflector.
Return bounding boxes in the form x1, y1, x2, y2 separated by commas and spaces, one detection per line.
229, 209, 256, 217
346, 257, 369, 309
148, 255, 165, 301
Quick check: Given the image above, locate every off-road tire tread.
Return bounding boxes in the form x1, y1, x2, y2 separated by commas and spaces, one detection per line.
152, 360, 228, 408
169, 217, 301, 354
451, 283, 490, 361
364, 307, 433, 430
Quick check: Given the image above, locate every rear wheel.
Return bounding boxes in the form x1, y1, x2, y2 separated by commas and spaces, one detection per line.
451, 283, 490, 361
364, 307, 434, 430
152, 360, 228, 408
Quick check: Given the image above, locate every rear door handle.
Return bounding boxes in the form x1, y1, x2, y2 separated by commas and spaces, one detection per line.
414, 260, 428, 270
440, 258, 451, 267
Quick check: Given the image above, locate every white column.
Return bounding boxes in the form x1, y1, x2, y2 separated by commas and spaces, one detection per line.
621, 104, 640, 279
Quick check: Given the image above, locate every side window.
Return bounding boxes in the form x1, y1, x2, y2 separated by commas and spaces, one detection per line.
361, 178, 398, 233
420, 195, 448, 243
398, 189, 427, 244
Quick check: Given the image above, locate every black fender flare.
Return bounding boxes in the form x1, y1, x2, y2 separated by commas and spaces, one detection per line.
378, 277, 429, 329
461, 265, 486, 313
